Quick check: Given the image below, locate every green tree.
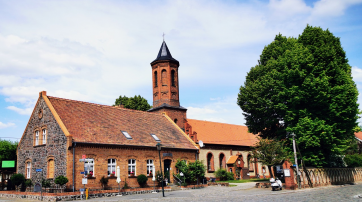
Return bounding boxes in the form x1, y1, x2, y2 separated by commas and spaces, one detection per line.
249, 138, 289, 178
0, 140, 18, 163
175, 159, 206, 184
136, 174, 148, 187
55, 175, 69, 187
10, 173, 25, 191
114, 95, 152, 111
238, 25, 359, 167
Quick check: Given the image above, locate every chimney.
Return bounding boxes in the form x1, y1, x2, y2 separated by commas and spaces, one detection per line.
39, 91, 47, 97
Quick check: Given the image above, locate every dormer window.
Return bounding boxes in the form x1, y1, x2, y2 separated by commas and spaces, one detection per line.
151, 133, 160, 142
122, 131, 132, 140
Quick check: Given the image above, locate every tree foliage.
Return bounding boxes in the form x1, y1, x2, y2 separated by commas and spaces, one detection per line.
55, 175, 69, 186
175, 159, 206, 184
11, 174, 25, 187
249, 138, 289, 178
344, 154, 362, 167
215, 169, 234, 181
0, 140, 18, 163
136, 174, 148, 187
114, 95, 152, 111
238, 25, 359, 167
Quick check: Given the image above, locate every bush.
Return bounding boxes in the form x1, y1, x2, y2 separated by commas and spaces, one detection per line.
227, 172, 234, 180
41, 179, 51, 188
11, 174, 25, 191
181, 182, 188, 186
344, 154, 362, 167
55, 175, 68, 186
137, 174, 148, 187
25, 179, 33, 188
215, 169, 228, 181
100, 176, 109, 190
123, 178, 129, 189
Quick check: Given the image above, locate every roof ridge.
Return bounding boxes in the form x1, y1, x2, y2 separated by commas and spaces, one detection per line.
187, 119, 247, 127
47, 95, 162, 116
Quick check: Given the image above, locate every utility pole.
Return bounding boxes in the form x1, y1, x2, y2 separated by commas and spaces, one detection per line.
291, 133, 301, 189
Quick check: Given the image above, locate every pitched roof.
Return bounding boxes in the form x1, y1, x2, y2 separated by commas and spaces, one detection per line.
151, 41, 179, 65
355, 132, 362, 142
187, 119, 258, 147
46, 95, 197, 150
226, 156, 238, 164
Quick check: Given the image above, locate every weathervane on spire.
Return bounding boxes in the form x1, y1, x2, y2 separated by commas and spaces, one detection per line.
163, 33, 165, 41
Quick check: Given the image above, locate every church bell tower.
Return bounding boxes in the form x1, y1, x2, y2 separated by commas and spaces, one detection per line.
148, 40, 187, 130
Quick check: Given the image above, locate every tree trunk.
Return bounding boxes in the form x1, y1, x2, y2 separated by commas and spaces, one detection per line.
267, 165, 274, 178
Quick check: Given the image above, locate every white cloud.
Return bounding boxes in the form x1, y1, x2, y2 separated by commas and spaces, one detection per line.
7, 106, 33, 115
311, 0, 362, 17
0, 121, 15, 129
352, 66, 362, 82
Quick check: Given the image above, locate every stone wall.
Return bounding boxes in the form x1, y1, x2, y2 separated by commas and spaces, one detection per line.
17, 96, 68, 186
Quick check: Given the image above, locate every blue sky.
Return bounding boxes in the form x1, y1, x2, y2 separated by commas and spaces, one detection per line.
1, 0, 362, 141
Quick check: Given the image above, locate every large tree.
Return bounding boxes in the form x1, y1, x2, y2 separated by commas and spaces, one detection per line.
237, 25, 359, 167
0, 140, 18, 163
114, 95, 152, 111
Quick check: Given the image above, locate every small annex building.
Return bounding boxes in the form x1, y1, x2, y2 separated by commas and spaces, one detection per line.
185, 119, 270, 180
16, 92, 198, 191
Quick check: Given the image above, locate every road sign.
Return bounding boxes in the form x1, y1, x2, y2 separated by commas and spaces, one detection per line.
80, 188, 85, 192
82, 154, 86, 159
81, 172, 85, 174
36, 169, 42, 172
82, 178, 88, 185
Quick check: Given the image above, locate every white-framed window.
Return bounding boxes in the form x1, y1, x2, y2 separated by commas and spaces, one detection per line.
84, 158, 94, 176
42, 129, 47, 144
147, 159, 154, 176
26, 162, 31, 178
150, 134, 160, 142
128, 159, 136, 176
122, 131, 132, 140
108, 159, 116, 176
35, 131, 39, 146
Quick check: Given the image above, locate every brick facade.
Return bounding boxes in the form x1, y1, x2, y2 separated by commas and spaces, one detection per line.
149, 107, 186, 130
17, 97, 68, 186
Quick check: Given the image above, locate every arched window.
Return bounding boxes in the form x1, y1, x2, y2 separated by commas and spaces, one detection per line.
47, 159, 54, 179
108, 159, 116, 176
161, 69, 167, 86
35, 130, 39, 146
174, 119, 178, 124
128, 159, 136, 176
219, 153, 225, 169
26, 160, 32, 179
42, 128, 47, 144
207, 153, 214, 171
247, 155, 254, 171
147, 159, 153, 176
154, 71, 158, 87
171, 70, 176, 87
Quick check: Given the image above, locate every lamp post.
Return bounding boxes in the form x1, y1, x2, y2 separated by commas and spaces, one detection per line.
291, 133, 301, 189
152, 166, 156, 193
156, 143, 165, 197
180, 172, 184, 185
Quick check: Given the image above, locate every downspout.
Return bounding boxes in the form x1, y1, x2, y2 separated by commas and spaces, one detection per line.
73, 142, 76, 192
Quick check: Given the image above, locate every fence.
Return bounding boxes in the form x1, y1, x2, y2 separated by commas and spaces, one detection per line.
293, 167, 362, 188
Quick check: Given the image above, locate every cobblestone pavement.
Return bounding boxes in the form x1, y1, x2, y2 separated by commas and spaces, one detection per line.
2, 183, 362, 202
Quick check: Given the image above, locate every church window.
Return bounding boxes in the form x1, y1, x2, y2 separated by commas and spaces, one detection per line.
84, 159, 94, 176
171, 70, 176, 87
108, 159, 116, 176
248, 155, 254, 171
154, 71, 158, 87
219, 153, 225, 169
147, 159, 153, 176
35, 130, 39, 146
161, 70, 167, 86
122, 131, 132, 140
26, 161, 31, 179
150, 133, 160, 142
207, 153, 214, 171
42, 128, 47, 144
47, 158, 55, 179
128, 159, 136, 176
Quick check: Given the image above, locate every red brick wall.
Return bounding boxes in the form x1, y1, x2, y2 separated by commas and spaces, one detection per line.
151, 108, 186, 130
69, 145, 196, 190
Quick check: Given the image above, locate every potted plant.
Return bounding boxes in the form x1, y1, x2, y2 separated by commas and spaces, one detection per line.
87, 171, 93, 178
149, 171, 153, 177
130, 171, 134, 177
110, 171, 115, 178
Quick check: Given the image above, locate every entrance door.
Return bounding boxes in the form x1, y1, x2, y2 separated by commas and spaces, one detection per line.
164, 159, 171, 182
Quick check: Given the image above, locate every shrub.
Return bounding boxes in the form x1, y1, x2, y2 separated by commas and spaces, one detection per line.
11, 174, 25, 191
181, 182, 188, 186
25, 179, 33, 188
55, 175, 68, 186
344, 154, 362, 167
215, 169, 228, 181
227, 172, 234, 180
100, 176, 109, 190
137, 174, 148, 187
41, 179, 51, 188
123, 178, 129, 189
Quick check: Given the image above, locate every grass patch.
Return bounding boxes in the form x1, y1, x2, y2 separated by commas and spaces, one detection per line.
228, 184, 237, 187
219, 178, 269, 183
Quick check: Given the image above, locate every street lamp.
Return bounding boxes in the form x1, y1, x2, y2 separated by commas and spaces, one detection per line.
156, 143, 165, 197
180, 172, 184, 185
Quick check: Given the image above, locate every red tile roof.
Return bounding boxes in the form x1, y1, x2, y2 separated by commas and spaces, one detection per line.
187, 119, 258, 146
355, 132, 362, 142
47, 96, 197, 150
